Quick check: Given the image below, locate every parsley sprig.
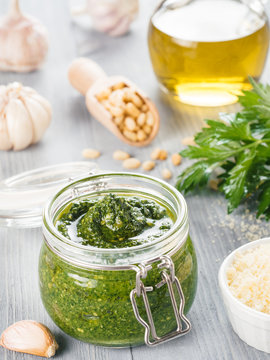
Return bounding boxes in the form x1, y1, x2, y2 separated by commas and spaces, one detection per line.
176, 78, 270, 219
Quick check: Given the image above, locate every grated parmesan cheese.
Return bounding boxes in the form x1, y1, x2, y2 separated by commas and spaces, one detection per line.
227, 244, 270, 314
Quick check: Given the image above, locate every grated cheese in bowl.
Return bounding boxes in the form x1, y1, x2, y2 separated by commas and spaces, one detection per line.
226, 244, 270, 314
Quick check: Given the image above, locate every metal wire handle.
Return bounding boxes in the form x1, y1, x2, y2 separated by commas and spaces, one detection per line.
130, 255, 191, 346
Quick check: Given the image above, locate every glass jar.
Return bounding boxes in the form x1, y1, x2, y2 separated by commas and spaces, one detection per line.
148, 0, 270, 106
39, 172, 197, 347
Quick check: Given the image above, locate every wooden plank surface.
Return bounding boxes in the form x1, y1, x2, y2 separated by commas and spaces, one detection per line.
0, 0, 269, 359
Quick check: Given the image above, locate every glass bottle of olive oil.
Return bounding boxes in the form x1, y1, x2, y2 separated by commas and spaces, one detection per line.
148, 0, 270, 106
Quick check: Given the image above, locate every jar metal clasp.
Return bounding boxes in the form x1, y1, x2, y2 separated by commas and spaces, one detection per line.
130, 255, 191, 346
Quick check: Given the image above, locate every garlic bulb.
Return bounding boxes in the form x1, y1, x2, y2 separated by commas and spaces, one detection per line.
0, 0, 49, 72
71, 0, 139, 37
0, 82, 52, 151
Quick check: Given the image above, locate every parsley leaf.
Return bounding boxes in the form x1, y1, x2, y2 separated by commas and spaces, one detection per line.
176, 78, 270, 219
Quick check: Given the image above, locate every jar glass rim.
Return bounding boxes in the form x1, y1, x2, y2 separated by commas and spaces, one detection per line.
42, 172, 189, 268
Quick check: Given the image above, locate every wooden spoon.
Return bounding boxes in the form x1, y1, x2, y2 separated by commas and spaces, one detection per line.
68, 58, 160, 147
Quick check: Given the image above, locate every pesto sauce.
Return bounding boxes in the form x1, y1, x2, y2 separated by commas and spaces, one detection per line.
56, 194, 173, 248
39, 236, 197, 347
39, 193, 197, 347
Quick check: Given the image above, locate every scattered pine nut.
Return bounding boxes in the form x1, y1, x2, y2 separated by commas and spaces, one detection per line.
162, 168, 172, 180
171, 153, 182, 166
123, 158, 141, 169
113, 150, 130, 161
209, 179, 219, 191
82, 148, 100, 159
159, 150, 168, 160
182, 136, 195, 146
151, 148, 161, 160
142, 160, 155, 171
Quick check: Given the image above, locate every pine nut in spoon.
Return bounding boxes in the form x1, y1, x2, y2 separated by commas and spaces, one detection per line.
68, 58, 160, 147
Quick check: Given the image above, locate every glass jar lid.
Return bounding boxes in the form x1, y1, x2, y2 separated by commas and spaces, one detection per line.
0, 161, 98, 228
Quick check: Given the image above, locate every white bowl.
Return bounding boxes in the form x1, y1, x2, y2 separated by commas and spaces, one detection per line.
219, 237, 270, 353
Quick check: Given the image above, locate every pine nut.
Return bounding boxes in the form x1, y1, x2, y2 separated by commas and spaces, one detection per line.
96, 88, 111, 101
143, 124, 152, 135
125, 102, 140, 118
113, 150, 130, 161
125, 117, 136, 131
142, 160, 155, 171
109, 106, 124, 117
146, 112, 154, 126
141, 104, 148, 112
102, 100, 123, 117
123, 88, 133, 102
82, 148, 100, 159
123, 157, 141, 169
101, 100, 111, 111
171, 153, 182, 166
131, 93, 143, 108
159, 150, 168, 160
108, 89, 124, 107
162, 168, 172, 180
151, 148, 161, 160
137, 113, 146, 127
123, 130, 137, 142
113, 82, 125, 90
114, 116, 124, 125
209, 179, 219, 191
137, 130, 147, 142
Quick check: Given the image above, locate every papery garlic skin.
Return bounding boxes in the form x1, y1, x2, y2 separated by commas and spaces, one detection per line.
0, 82, 52, 151
0, 0, 49, 72
71, 0, 139, 37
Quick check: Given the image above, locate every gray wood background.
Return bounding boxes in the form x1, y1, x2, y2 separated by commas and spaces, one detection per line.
0, 0, 270, 359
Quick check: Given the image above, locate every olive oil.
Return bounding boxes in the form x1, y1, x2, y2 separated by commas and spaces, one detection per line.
148, 0, 269, 106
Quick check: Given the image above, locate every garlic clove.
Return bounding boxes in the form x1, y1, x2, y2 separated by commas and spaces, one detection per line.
0, 0, 49, 72
0, 115, 12, 150
23, 97, 51, 143
0, 320, 58, 358
5, 98, 33, 151
29, 94, 52, 118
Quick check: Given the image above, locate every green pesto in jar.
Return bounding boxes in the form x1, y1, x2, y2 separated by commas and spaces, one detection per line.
39, 193, 197, 347
55, 194, 174, 248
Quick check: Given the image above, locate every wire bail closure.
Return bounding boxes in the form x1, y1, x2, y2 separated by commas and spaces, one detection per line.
130, 255, 191, 346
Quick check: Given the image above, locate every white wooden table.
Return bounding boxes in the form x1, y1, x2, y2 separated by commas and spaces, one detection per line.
0, 1, 269, 359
